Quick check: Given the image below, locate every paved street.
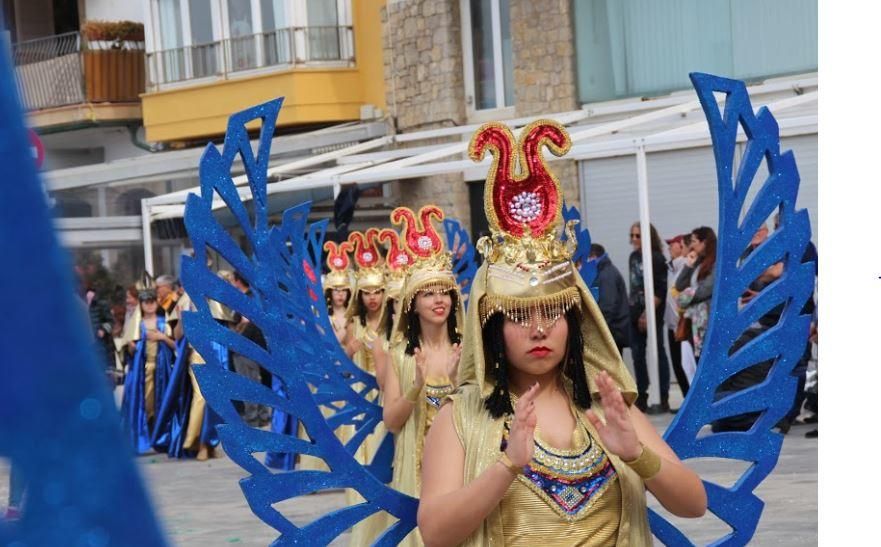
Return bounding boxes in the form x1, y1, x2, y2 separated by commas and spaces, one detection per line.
1, 401, 817, 546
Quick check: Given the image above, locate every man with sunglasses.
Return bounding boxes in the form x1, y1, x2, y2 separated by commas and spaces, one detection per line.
627, 222, 670, 414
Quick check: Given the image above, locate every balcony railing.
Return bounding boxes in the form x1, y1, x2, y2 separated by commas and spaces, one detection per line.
146, 25, 355, 89
13, 31, 146, 111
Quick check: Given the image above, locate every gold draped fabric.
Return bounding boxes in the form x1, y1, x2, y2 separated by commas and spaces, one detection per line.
346, 320, 389, 547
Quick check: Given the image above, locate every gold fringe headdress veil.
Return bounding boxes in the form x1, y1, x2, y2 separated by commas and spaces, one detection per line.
459, 120, 636, 403
345, 228, 387, 321
389, 205, 465, 342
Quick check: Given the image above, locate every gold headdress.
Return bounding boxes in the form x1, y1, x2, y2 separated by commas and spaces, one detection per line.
323, 240, 354, 291
348, 228, 385, 291
378, 228, 415, 300
459, 120, 636, 402
345, 228, 386, 320
391, 205, 458, 313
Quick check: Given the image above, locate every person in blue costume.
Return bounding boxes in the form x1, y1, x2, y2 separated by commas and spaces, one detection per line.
153, 288, 230, 460
120, 282, 176, 454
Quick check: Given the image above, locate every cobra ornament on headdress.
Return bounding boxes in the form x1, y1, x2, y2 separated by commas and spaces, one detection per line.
391, 205, 457, 311
323, 240, 353, 291
378, 228, 414, 299
348, 229, 385, 291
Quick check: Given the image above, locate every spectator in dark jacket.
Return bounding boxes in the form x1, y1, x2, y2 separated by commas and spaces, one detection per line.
589, 244, 629, 357
627, 222, 671, 414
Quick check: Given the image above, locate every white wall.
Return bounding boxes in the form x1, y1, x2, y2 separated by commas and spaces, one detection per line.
85, 0, 145, 22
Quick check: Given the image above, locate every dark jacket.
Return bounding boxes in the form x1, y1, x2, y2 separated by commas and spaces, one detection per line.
628, 249, 667, 322
594, 254, 630, 348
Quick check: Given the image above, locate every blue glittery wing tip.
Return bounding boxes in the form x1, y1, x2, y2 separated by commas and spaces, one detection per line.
655, 73, 814, 545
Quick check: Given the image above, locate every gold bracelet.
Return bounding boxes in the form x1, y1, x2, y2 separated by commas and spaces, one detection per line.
404, 384, 422, 404
498, 452, 522, 477
621, 443, 662, 481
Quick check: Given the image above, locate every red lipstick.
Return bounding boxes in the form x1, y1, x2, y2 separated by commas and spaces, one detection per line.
528, 346, 552, 357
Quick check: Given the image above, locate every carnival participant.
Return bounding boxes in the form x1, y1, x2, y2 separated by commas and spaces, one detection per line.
120, 278, 176, 454
324, 240, 354, 344
152, 286, 227, 461
418, 120, 706, 545
343, 228, 386, 370
340, 227, 390, 546
372, 227, 415, 392
381, 205, 464, 547
284, 240, 356, 472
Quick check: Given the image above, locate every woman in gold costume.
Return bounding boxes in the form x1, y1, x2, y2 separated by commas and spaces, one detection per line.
343, 229, 385, 371
382, 205, 464, 547
372, 227, 415, 391
323, 240, 354, 344
120, 280, 176, 454
340, 228, 391, 547
418, 121, 707, 546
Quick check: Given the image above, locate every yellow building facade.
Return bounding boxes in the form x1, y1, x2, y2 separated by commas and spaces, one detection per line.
141, 0, 387, 143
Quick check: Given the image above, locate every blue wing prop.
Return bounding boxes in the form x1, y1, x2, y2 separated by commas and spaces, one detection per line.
561, 202, 599, 300
181, 99, 415, 545
651, 73, 815, 546
0, 38, 165, 545
267, 201, 393, 479
442, 218, 479, 304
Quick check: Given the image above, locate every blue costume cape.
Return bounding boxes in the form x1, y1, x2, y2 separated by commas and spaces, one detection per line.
264, 375, 297, 470
120, 316, 174, 454
153, 339, 227, 458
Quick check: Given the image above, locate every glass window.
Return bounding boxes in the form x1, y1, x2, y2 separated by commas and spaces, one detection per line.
189, 0, 217, 77
157, 0, 184, 82
467, 0, 513, 111
227, 0, 256, 70
305, 0, 340, 60
470, 0, 496, 110
574, 0, 817, 103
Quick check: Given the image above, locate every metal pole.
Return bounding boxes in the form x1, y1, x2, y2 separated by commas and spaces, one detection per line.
142, 199, 154, 276
635, 142, 661, 408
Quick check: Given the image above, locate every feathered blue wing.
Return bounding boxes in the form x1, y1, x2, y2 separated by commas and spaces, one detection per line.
561, 202, 599, 299
269, 201, 393, 479
442, 217, 479, 304
181, 99, 415, 545
0, 37, 165, 545
651, 74, 815, 546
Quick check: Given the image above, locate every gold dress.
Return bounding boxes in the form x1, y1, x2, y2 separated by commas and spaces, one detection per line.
387, 345, 456, 547
448, 385, 650, 546
346, 320, 390, 547
142, 322, 172, 420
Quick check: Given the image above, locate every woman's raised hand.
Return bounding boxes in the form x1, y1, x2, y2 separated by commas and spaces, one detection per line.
445, 342, 462, 381
413, 347, 428, 388
585, 371, 642, 461
506, 382, 539, 467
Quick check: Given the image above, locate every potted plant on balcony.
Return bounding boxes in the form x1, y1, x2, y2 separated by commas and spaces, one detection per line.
81, 20, 145, 103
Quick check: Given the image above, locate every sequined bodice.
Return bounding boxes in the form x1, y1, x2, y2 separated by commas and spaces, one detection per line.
499, 411, 621, 545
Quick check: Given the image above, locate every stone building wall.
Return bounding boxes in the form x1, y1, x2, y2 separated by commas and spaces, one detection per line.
510, 0, 581, 210
382, 0, 471, 228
